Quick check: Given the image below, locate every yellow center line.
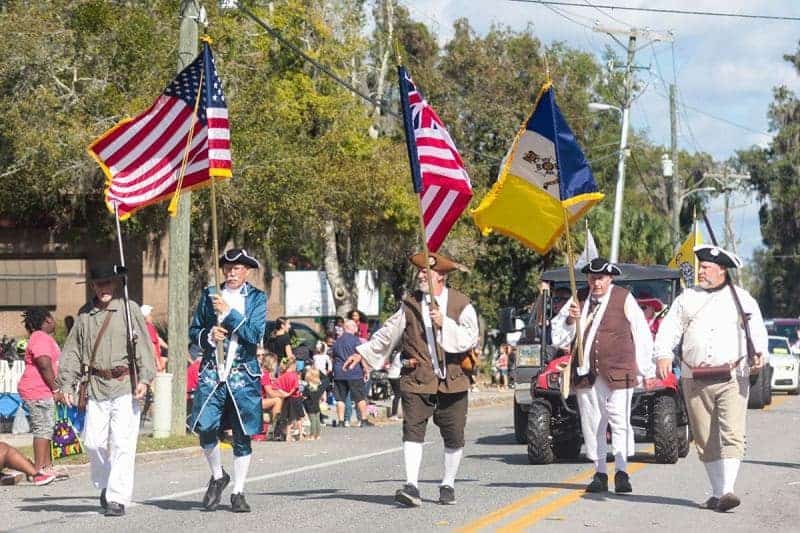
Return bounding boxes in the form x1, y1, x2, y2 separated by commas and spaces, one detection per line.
498, 462, 650, 533
764, 394, 789, 411
455, 467, 596, 533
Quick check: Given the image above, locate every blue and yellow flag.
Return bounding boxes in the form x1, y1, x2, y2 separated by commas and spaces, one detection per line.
472, 81, 604, 253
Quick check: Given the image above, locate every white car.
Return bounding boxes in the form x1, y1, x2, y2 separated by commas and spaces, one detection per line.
769, 335, 800, 395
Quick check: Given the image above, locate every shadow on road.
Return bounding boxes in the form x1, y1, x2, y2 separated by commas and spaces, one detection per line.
259, 488, 398, 507
485, 481, 586, 490
365, 478, 479, 484
474, 432, 518, 446
744, 459, 800, 469
465, 452, 530, 465
143, 499, 205, 511
583, 492, 698, 508
16, 503, 101, 513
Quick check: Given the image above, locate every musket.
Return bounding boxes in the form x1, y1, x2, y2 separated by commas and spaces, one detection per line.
113, 201, 139, 395
700, 214, 757, 369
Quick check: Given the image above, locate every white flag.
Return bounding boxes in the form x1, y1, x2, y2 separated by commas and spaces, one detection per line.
575, 228, 599, 268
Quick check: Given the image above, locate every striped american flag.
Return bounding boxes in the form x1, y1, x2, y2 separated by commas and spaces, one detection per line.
88, 43, 231, 220
398, 66, 473, 253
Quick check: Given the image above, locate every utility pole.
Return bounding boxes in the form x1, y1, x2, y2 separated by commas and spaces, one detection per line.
594, 25, 673, 263
669, 84, 680, 247
167, 0, 199, 436
703, 167, 751, 254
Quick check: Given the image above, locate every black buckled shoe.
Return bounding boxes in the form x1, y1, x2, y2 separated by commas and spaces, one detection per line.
614, 471, 632, 493
202, 469, 230, 511
230, 493, 251, 513
585, 472, 608, 493
105, 501, 125, 517
716, 493, 740, 512
100, 488, 108, 510
438, 485, 456, 505
699, 496, 720, 510
394, 483, 422, 507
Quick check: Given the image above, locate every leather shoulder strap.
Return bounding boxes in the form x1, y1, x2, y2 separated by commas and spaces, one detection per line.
90, 311, 114, 368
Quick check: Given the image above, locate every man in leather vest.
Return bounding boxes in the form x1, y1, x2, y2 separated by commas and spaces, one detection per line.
551, 258, 654, 494
654, 245, 767, 512
343, 252, 479, 507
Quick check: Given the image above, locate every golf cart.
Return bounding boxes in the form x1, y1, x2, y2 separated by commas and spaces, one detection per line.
502, 263, 691, 465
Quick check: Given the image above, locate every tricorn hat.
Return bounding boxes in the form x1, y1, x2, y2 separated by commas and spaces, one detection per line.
409, 252, 469, 274
219, 248, 260, 269
693, 244, 741, 269
580, 257, 621, 276
78, 263, 127, 284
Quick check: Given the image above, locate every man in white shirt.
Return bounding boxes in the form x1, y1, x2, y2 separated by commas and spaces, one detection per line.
551, 258, 654, 494
343, 252, 479, 507
654, 244, 766, 512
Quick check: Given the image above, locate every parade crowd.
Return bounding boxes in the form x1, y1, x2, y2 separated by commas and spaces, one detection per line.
0, 242, 770, 519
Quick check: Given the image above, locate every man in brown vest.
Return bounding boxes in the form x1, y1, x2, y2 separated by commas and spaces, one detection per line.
343, 252, 479, 507
551, 258, 654, 494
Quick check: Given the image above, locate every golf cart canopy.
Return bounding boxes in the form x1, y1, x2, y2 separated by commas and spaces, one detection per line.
541, 264, 681, 283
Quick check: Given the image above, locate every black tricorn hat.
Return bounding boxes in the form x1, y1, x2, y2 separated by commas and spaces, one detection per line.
580, 257, 622, 276
78, 264, 127, 284
219, 248, 260, 269
693, 244, 742, 269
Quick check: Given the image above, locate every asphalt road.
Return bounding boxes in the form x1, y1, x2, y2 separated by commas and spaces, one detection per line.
2, 394, 799, 532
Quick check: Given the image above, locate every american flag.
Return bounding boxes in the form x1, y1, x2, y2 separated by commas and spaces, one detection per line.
88, 43, 231, 220
398, 66, 473, 253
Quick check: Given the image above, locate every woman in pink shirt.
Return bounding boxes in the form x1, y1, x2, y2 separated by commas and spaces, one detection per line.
17, 308, 60, 476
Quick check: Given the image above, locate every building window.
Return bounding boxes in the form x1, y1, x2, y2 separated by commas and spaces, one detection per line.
0, 259, 57, 309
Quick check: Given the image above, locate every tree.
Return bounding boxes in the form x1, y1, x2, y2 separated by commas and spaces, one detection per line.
738, 42, 800, 316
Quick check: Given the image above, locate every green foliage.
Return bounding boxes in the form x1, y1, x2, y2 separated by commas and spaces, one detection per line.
0, 1, 713, 327
738, 47, 800, 316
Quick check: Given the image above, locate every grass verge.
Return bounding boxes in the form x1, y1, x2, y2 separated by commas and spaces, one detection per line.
15, 433, 199, 466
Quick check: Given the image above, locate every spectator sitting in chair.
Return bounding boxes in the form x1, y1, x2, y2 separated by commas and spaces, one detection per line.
0, 442, 55, 486
260, 353, 284, 426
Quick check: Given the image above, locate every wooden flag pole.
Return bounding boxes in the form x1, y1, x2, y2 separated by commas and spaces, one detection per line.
414, 173, 447, 375
561, 208, 584, 399
112, 200, 139, 396
397, 42, 447, 374
167, 59, 206, 216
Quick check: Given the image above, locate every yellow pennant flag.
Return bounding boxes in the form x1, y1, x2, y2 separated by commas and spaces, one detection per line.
668, 220, 703, 286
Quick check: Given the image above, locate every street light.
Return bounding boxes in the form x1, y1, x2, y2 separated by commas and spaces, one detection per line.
589, 101, 628, 263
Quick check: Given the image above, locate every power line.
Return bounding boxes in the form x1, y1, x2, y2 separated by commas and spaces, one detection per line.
508, 1, 800, 22
236, 4, 504, 164
581, 0, 632, 28
237, 4, 399, 119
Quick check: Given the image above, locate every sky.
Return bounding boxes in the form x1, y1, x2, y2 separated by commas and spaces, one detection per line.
404, 0, 800, 262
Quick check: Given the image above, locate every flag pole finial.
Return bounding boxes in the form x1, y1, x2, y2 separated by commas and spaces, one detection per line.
200, 35, 213, 45
544, 52, 552, 84
393, 38, 403, 66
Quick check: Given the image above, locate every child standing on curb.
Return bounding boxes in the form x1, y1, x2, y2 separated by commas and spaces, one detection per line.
303, 367, 324, 440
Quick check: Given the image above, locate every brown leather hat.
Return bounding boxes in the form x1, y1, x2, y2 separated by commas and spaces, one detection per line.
409, 252, 469, 274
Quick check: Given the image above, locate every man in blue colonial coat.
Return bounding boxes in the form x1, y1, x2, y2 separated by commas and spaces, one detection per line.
189, 248, 267, 513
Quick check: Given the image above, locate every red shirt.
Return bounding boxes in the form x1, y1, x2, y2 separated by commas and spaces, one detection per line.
18, 331, 60, 401
261, 372, 274, 398
186, 359, 201, 397
276, 370, 301, 398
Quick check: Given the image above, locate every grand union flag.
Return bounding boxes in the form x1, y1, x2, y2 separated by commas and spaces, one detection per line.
88, 42, 231, 220
398, 66, 473, 252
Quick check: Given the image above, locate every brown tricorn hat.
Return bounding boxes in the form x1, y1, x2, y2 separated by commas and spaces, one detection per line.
409, 252, 469, 274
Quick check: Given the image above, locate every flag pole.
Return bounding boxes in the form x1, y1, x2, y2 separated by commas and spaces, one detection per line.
167, 42, 208, 217
112, 200, 139, 396
561, 208, 583, 399
692, 207, 699, 286
396, 46, 447, 375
